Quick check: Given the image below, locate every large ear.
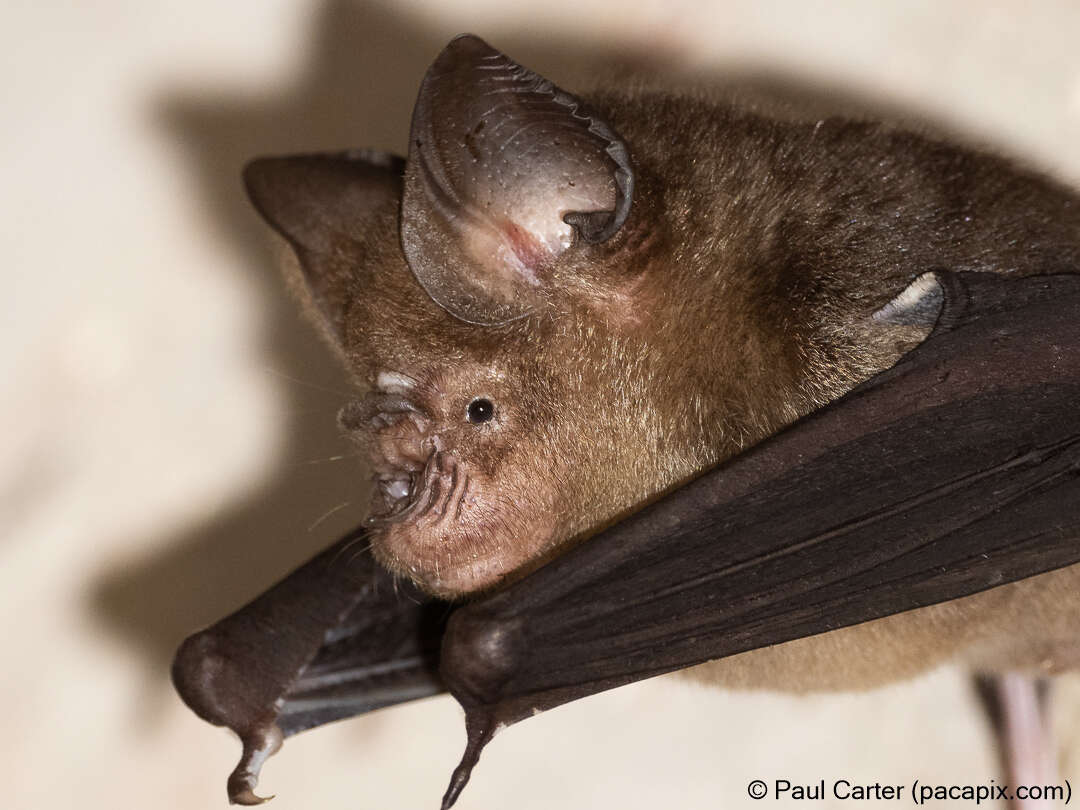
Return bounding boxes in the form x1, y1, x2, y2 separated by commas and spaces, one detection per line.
401, 35, 635, 325
244, 150, 404, 344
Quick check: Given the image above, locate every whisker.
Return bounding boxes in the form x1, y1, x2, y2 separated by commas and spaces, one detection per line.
298, 454, 351, 466
280, 407, 350, 418
262, 365, 356, 398
343, 542, 374, 568
329, 534, 372, 568
307, 500, 352, 532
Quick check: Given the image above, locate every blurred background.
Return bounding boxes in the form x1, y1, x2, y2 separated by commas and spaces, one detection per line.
5, 1, 1080, 808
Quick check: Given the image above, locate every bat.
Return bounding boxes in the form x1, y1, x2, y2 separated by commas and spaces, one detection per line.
172, 34, 1080, 806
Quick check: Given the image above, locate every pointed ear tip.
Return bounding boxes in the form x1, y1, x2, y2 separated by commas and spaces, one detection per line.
241, 155, 321, 237
242, 156, 284, 202
442, 32, 497, 59
241, 156, 277, 212
241, 155, 315, 220
448, 32, 486, 46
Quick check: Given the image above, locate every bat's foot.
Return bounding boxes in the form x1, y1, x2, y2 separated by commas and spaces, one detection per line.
230, 787, 274, 806
975, 672, 1058, 810
440, 706, 499, 810
226, 725, 284, 805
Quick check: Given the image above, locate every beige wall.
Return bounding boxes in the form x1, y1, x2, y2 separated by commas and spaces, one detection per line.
4, 1, 1080, 808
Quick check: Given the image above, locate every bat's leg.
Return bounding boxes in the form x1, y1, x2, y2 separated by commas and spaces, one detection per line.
975, 673, 1058, 809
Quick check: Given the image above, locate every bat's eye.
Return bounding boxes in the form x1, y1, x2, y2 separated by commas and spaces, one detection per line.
467, 397, 494, 424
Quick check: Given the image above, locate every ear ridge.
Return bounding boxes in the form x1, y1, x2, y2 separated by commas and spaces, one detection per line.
557, 103, 635, 244
244, 150, 404, 344
401, 34, 635, 325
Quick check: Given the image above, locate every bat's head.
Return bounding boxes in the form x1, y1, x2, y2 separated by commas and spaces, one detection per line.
244, 36, 925, 598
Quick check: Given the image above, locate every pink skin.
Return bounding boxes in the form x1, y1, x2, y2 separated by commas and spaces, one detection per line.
353, 377, 559, 599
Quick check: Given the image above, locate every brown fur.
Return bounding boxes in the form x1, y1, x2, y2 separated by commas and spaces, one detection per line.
249, 66, 1080, 690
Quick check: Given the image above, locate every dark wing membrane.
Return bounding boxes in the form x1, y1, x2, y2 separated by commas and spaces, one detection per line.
171, 531, 448, 804
275, 579, 448, 738
437, 271, 1080, 809
174, 271, 1080, 810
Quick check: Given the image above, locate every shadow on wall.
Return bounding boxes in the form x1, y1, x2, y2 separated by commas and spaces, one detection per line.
86, 0, 667, 686
88, 0, 949, 693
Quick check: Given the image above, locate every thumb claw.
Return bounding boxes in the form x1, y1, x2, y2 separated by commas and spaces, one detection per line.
230, 788, 274, 806
227, 724, 284, 806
